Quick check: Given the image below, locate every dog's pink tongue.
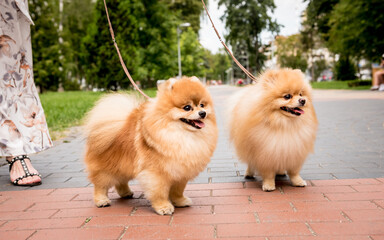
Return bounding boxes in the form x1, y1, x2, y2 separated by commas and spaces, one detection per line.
193, 120, 205, 128
294, 108, 305, 114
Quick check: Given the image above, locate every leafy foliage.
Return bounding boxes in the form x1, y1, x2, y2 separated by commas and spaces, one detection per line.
327, 0, 384, 62
166, 0, 207, 34
275, 35, 308, 72
61, 0, 95, 90
333, 55, 356, 81
218, 0, 279, 73
303, 0, 384, 63
205, 49, 231, 81
83, 0, 179, 89
29, 0, 61, 92
180, 28, 206, 78
28, 0, 214, 90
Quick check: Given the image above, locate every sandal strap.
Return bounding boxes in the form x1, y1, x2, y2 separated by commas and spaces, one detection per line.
7, 155, 40, 183
7, 155, 30, 166
13, 173, 42, 185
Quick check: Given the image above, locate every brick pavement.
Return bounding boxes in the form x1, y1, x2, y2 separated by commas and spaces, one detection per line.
0, 179, 384, 239
0, 86, 384, 239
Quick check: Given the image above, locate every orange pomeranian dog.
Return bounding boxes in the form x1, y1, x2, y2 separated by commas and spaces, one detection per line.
228, 69, 317, 191
84, 77, 218, 215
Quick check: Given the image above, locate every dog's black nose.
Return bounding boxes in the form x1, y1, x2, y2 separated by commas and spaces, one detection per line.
299, 98, 306, 106
199, 111, 206, 119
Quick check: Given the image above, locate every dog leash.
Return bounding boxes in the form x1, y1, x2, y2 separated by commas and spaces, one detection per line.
200, 0, 257, 82
103, 0, 150, 100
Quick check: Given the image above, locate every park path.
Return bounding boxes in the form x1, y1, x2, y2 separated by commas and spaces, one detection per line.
0, 86, 383, 239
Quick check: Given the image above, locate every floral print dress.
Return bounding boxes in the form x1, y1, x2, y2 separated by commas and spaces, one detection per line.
0, 0, 52, 156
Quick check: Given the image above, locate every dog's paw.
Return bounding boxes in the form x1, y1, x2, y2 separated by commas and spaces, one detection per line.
172, 196, 192, 208
291, 177, 307, 187
153, 202, 175, 215
118, 190, 134, 199
95, 197, 111, 207
262, 182, 276, 192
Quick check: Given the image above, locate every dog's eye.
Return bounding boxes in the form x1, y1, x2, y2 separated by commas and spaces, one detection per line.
200, 103, 204, 108
284, 94, 292, 100
183, 105, 192, 111
299, 93, 303, 97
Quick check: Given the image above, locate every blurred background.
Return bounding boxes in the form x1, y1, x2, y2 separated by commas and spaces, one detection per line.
27, 0, 384, 91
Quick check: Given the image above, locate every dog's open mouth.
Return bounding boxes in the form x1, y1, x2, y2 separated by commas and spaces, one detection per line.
180, 118, 205, 129
280, 106, 304, 116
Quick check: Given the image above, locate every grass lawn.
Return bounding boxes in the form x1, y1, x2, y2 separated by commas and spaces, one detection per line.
40, 89, 157, 140
311, 80, 371, 90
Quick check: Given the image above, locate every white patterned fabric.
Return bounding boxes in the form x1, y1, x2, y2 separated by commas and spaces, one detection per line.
0, 0, 53, 156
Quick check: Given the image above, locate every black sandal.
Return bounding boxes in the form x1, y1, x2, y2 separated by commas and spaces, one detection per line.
7, 155, 42, 186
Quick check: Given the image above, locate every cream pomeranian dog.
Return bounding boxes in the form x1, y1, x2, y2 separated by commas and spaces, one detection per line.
228, 69, 317, 191
83, 77, 218, 215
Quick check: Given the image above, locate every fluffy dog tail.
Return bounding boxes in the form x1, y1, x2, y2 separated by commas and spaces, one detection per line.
83, 93, 142, 154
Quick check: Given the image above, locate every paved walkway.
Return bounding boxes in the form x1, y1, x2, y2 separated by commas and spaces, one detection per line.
0, 86, 384, 239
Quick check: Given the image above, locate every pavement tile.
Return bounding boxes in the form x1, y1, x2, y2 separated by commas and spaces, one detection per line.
251, 193, 328, 203
293, 200, 379, 211
371, 235, 384, 240
29, 200, 94, 210
172, 213, 256, 225
343, 209, 384, 222
216, 223, 311, 237
214, 202, 294, 214
121, 225, 214, 239
133, 205, 213, 216
257, 210, 347, 223
86, 215, 171, 227
311, 178, 382, 186
374, 200, 384, 209
268, 237, 369, 240
325, 192, 384, 201
29, 227, 124, 240
309, 222, 384, 235
190, 196, 249, 205
0, 200, 35, 212
351, 184, 384, 192
185, 182, 243, 190
0, 217, 85, 231
52, 207, 134, 218
0, 210, 57, 221
0, 230, 35, 240
281, 185, 357, 194
212, 187, 272, 196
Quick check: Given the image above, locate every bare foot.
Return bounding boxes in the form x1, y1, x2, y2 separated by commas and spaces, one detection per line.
7, 156, 41, 185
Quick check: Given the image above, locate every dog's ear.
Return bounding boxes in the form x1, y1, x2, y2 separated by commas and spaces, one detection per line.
189, 76, 201, 83
292, 69, 305, 78
158, 78, 178, 92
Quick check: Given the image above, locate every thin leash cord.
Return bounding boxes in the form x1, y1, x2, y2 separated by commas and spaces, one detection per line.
201, 0, 257, 82
103, 0, 150, 99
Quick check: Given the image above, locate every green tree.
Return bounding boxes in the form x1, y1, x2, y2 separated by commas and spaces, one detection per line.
167, 0, 207, 34
300, 0, 338, 81
275, 35, 308, 72
61, 0, 95, 90
333, 55, 356, 80
304, 0, 339, 43
205, 49, 231, 81
180, 28, 206, 78
29, 0, 61, 92
218, 0, 279, 73
135, 0, 178, 87
313, 59, 328, 81
83, 0, 178, 90
327, 0, 384, 62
